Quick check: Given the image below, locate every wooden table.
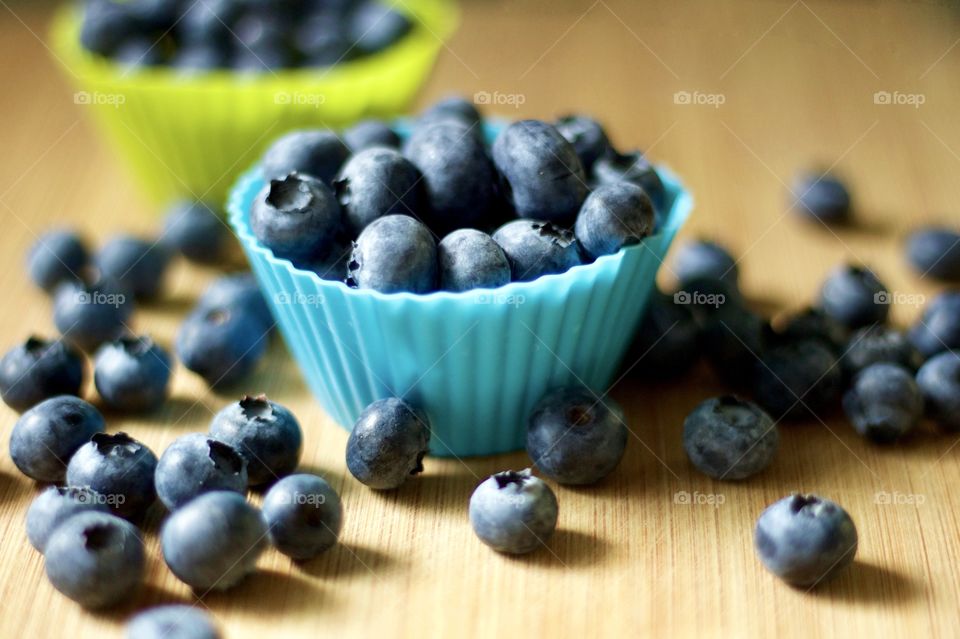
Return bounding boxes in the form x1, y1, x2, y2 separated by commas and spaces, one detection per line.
1, 1, 958, 636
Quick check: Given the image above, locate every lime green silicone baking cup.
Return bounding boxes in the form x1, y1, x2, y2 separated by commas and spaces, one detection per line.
50, 1, 458, 206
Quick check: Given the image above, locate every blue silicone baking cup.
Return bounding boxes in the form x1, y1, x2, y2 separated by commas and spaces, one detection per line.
228, 123, 693, 457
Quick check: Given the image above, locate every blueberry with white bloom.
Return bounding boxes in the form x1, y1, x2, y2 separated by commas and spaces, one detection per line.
575, 182, 655, 259
66, 432, 158, 521
843, 363, 923, 443
346, 215, 438, 294
94, 336, 172, 413
818, 264, 888, 329
917, 351, 960, 431
126, 606, 221, 639
250, 173, 342, 264
346, 397, 430, 490
96, 235, 171, 300
260, 130, 350, 184
437, 229, 511, 292
10, 396, 104, 482
492, 220, 582, 282
262, 473, 343, 559
155, 433, 248, 511
469, 469, 558, 555
26, 486, 110, 553
27, 229, 89, 292
683, 396, 778, 480
0, 337, 85, 412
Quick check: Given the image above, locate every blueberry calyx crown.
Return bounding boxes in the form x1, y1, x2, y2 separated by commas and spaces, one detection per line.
566, 404, 593, 427
240, 394, 273, 420
266, 173, 314, 214
788, 493, 828, 516
92, 431, 141, 456
207, 439, 244, 474
530, 222, 575, 248
82, 523, 118, 551
24, 336, 51, 353
494, 469, 533, 489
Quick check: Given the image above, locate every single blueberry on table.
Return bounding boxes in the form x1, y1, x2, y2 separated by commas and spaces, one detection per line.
0, 337, 85, 412
66, 431, 158, 521
700, 305, 767, 381
94, 336, 171, 413
469, 469, 558, 555
155, 433, 248, 511
492, 119, 588, 225
26, 485, 110, 554
575, 182, 655, 259
162, 200, 231, 265
126, 605, 221, 639
334, 147, 425, 234
754, 494, 857, 587
791, 173, 851, 223
843, 363, 922, 443
96, 235, 171, 300
769, 306, 848, 355
346, 397, 430, 490
44, 511, 145, 609
260, 130, 350, 184
908, 290, 960, 358
491, 220, 582, 282
53, 277, 134, 352
161, 491, 267, 591
209, 394, 303, 486
347, 214, 438, 294
842, 325, 923, 377
683, 396, 778, 480
27, 229, 89, 292
348, 1, 413, 54
527, 386, 628, 485
625, 291, 700, 380
402, 119, 498, 234
344, 119, 401, 152
818, 264, 888, 329
418, 96, 483, 129
592, 149, 668, 217
176, 305, 268, 388
197, 273, 273, 334
753, 339, 843, 421
917, 351, 960, 432
672, 239, 738, 287
262, 473, 343, 560
906, 227, 960, 281
10, 396, 105, 483
437, 229, 511, 292
554, 114, 611, 172
251, 173, 342, 264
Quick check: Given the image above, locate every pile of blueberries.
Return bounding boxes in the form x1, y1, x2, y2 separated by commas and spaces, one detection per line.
249, 97, 663, 293
79, 0, 413, 72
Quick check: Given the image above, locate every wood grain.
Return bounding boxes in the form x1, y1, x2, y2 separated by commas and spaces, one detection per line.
1, 1, 959, 637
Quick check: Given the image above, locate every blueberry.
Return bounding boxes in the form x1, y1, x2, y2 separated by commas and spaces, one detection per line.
94, 336, 171, 413
673, 240, 738, 287
294, 12, 354, 65
469, 469, 558, 555
403, 120, 498, 234
125, 0, 180, 31
66, 432, 158, 521
418, 96, 483, 129
27, 229, 89, 292
754, 339, 843, 421
260, 130, 349, 184
178, 0, 242, 47
437, 229, 511, 292
818, 264, 888, 329
527, 386, 627, 485
625, 291, 700, 380
53, 277, 133, 352
906, 227, 960, 280
842, 325, 923, 376
262, 473, 343, 559
126, 606, 221, 639
10, 396, 104, 483
251, 173, 342, 264
917, 351, 960, 431
554, 115, 611, 172
161, 491, 267, 591
232, 11, 290, 60
345, 397, 430, 490
334, 147, 424, 234
113, 36, 167, 69
209, 395, 303, 486
171, 43, 228, 72
0, 337, 85, 412
592, 150, 668, 216
701, 305, 766, 381
44, 511, 144, 608
155, 433, 248, 510
754, 494, 857, 587
96, 235, 171, 300
843, 363, 922, 443
792, 173, 851, 223
26, 486, 110, 553
491, 220, 582, 282
492, 120, 588, 225
348, 1, 412, 54
908, 291, 960, 358
683, 396, 778, 480
346, 215, 437, 293
675, 276, 743, 323
344, 119, 401, 152
176, 305, 268, 388
575, 182, 654, 259
80, 0, 141, 56
769, 307, 848, 355
197, 273, 273, 334
162, 200, 231, 265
